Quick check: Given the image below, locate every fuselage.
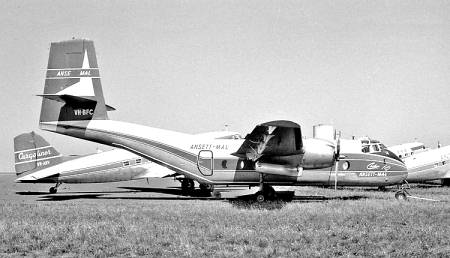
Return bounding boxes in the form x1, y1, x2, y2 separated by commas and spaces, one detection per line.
16, 148, 172, 184
402, 145, 450, 183
41, 119, 408, 187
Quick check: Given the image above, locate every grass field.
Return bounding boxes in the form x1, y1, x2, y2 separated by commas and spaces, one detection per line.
0, 174, 449, 257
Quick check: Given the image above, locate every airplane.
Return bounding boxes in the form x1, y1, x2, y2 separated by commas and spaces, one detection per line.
388, 142, 450, 186
388, 141, 427, 159
36, 39, 408, 201
14, 131, 175, 193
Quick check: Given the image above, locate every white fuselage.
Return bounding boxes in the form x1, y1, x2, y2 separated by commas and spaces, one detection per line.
16, 148, 173, 183
401, 145, 450, 183
41, 119, 408, 187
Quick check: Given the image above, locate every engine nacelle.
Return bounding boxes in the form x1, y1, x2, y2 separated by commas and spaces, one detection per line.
302, 138, 336, 169
254, 162, 302, 177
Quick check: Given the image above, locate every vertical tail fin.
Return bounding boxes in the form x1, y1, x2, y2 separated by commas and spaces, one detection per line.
39, 39, 114, 131
14, 132, 63, 176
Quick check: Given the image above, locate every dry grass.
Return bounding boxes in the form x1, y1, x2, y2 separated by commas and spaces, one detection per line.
0, 184, 449, 257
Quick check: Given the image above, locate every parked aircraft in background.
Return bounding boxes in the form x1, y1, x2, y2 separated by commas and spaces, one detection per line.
388, 141, 426, 159
388, 142, 450, 186
14, 132, 174, 193
36, 39, 408, 201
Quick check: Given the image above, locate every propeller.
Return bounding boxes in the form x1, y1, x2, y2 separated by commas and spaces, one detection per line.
334, 136, 341, 191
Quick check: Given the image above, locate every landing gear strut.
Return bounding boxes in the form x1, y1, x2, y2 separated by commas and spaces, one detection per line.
254, 174, 277, 203
49, 182, 61, 194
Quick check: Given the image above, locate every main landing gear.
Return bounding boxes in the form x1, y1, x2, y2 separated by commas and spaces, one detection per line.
181, 179, 195, 194
179, 178, 213, 196
49, 182, 61, 194
254, 184, 277, 203
254, 174, 277, 203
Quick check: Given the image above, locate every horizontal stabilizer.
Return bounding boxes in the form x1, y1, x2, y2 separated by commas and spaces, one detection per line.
38, 94, 115, 111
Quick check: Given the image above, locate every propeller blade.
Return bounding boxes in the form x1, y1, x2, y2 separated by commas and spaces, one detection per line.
334, 136, 341, 190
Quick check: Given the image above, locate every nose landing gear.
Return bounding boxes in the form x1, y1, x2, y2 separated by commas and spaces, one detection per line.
395, 180, 410, 201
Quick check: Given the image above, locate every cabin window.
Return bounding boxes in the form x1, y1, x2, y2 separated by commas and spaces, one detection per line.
221, 160, 227, 169
135, 158, 142, 164
123, 161, 130, 166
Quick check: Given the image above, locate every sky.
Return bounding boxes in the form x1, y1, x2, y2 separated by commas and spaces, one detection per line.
1, 0, 449, 172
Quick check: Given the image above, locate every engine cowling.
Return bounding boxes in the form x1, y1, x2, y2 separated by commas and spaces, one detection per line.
254, 162, 301, 177
301, 138, 336, 169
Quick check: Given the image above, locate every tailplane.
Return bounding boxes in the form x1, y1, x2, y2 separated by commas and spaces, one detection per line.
39, 39, 114, 130
14, 132, 63, 176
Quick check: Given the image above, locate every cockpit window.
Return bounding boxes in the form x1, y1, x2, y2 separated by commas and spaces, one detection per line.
362, 145, 370, 153
370, 144, 380, 152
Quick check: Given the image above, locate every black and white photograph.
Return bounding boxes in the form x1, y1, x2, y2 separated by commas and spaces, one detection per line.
0, 1, 449, 256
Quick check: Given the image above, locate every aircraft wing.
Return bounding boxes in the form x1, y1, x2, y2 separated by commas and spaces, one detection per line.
232, 120, 304, 162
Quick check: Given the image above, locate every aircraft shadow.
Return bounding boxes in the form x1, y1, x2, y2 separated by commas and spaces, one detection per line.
37, 194, 216, 202
16, 191, 51, 196
38, 194, 106, 201
118, 187, 212, 197
16, 190, 139, 196
230, 194, 368, 209
28, 187, 367, 204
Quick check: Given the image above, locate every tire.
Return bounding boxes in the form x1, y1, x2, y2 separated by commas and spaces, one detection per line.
395, 191, 407, 201
186, 179, 195, 191
262, 185, 277, 201
199, 184, 213, 192
49, 187, 57, 194
255, 192, 265, 203
181, 179, 195, 194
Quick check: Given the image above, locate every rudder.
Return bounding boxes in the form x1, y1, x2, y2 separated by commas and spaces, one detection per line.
39, 39, 113, 129
14, 132, 63, 176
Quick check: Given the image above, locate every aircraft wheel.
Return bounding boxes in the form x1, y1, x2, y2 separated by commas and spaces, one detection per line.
395, 191, 408, 201
199, 184, 213, 192
49, 187, 57, 194
255, 192, 265, 203
212, 191, 221, 199
186, 179, 195, 191
262, 185, 277, 200
181, 179, 195, 193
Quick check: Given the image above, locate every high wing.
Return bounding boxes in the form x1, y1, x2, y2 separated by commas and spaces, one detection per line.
232, 120, 304, 163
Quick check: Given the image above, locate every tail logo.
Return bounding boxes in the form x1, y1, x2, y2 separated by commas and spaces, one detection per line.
14, 146, 61, 166
46, 50, 100, 79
